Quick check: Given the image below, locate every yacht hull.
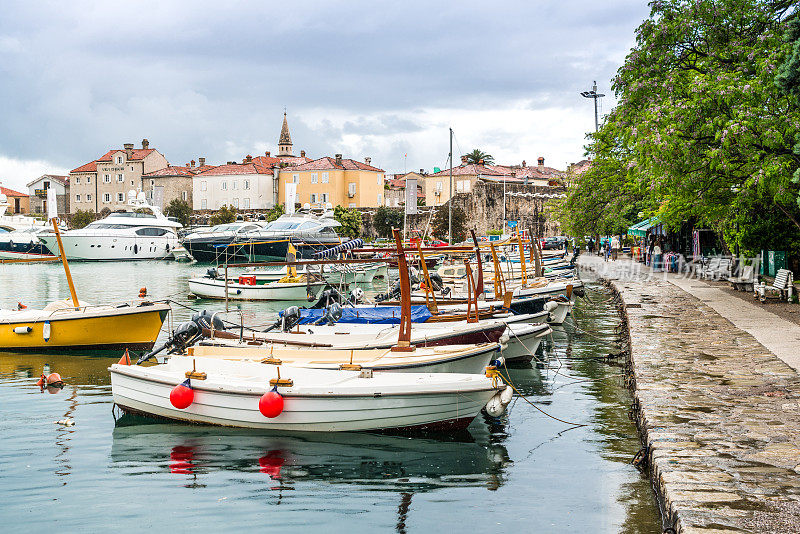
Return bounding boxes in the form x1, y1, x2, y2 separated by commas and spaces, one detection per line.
40, 234, 179, 261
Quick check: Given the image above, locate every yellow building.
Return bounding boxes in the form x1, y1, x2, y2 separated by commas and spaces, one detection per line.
278, 154, 385, 208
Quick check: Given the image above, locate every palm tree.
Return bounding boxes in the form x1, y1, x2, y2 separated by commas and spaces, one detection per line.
463, 149, 494, 165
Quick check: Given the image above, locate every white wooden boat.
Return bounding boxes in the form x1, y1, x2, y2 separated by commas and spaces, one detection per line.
110, 355, 508, 431
188, 276, 327, 301
245, 262, 386, 284
502, 322, 551, 361
187, 342, 502, 374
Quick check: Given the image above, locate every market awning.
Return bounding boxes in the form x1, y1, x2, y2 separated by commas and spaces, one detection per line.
627, 217, 660, 237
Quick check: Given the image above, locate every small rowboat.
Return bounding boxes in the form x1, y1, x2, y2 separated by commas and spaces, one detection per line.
110, 355, 509, 432
188, 277, 327, 301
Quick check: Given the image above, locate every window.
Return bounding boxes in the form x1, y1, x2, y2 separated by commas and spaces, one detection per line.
150, 180, 154, 187
348, 183, 356, 197
221, 181, 227, 190
75, 177, 80, 184
87, 194, 92, 202
117, 174, 123, 182
321, 172, 329, 183
201, 181, 207, 191
104, 174, 111, 183
311, 173, 318, 184
201, 199, 207, 209
292, 174, 299, 184
348, 203, 356, 208
130, 165, 134, 171
243, 198, 250, 209
456, 180, 471, 193
76, 194, 81, 202
243, 180, 250, 190
436, 181, 443, 191
116, 156, 123, 164
377, 174, 382, 185
103, 193, 111, 203
135, 227, 168, 236
44, 181, 50, 189
182, 191, 187, 201
232, 180, 238, 190
321, 193, 329, 204
118, 192, 125, 202
86, 176, 91, 184
378, 193, 382, 204
310, 193, 317, 203
130, 180, 134, 186
233, 198, 239, 208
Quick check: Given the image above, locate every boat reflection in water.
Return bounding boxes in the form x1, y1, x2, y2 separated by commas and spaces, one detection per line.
111, 416, 511, 493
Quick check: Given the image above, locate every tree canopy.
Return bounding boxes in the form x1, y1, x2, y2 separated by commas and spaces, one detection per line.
164, 198, 192, 227
372, 206, 404, 238
209, 205, 237, 226
463, 149, 495, 165
333, 205, 362, 238
558, 0, 800, 256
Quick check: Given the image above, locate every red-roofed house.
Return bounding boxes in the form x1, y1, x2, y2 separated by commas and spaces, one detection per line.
193, 155, 278, 211
278, 154, 385, 208
26, 175, 69, 215
143, 165, 196, 209
69, 139, 168, 213
1, 185, 29, 214
425, 156, 563, 206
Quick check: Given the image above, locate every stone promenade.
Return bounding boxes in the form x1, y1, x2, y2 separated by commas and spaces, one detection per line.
579, 255, 800, 533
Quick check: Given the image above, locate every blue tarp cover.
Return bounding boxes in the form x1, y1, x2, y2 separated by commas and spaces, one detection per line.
295, 305, 433, 324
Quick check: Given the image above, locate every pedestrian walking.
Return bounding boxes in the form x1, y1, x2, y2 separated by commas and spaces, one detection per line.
604, 240, 611, 262
611, 235, 620, 261
588, 238, 595, 255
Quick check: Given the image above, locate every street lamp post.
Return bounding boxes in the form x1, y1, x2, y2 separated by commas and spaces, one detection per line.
580, 81, 605, 132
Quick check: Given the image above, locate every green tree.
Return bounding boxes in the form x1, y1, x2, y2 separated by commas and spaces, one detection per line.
373, 206, 404, 238
463, 149, 494, 165
164, 198, 192, 227
209, 205, 237, 226
560, 0, 800, 257
333, 205, 362, 238
431, 203, 466, 243
70, 209, 96, 229
265, 204, 285, 222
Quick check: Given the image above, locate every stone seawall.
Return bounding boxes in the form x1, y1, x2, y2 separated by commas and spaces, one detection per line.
580, 256, 800, 533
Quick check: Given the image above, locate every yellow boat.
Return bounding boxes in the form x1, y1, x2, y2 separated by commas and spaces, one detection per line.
0, 189, 170, 352
0, 299, 170, 352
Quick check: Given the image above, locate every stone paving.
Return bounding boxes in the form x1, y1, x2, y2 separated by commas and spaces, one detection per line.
579, 255, 800, 533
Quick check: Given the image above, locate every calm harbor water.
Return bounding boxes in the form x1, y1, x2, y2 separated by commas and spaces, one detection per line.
0, 261, 661, 532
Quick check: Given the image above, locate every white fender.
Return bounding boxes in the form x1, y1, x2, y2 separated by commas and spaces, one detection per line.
13, 326, 32, 334
543, 301, 558, 313
500, 385, 513, 406
43, 320, 51, 342
485, 393, 506, 417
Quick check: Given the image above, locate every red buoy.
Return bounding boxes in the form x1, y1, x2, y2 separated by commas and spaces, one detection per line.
258, 388, 284, 418
36, 374, 46, 388
46, 373, 62, 386
170, 379, 194, 409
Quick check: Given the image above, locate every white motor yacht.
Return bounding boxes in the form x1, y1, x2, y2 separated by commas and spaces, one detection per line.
39, 191, 182, 261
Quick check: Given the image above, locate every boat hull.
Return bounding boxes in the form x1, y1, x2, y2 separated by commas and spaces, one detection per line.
188, 278, 327, 301
0, 304, 169, 352
110, 365, 498, 432
502, 324, 550, 362
40, 234, 179, 261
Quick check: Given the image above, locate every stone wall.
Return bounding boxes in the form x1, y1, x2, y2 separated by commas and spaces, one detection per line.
360, 181, 563, 238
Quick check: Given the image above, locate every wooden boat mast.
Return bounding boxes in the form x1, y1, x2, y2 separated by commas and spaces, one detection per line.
47, 191, 79, 309
517, 234, 528, 287
415, 241, 438, 314
391, 228, 414, 352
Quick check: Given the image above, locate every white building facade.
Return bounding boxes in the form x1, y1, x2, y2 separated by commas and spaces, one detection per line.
193, 163, 277, 211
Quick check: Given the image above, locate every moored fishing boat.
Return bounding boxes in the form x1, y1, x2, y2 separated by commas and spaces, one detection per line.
0, 300, 171, 352
187, 276, 328, 301
109, 355, 509, 431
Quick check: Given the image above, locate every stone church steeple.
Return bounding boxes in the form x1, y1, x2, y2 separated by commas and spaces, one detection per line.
278, 112, 293, 156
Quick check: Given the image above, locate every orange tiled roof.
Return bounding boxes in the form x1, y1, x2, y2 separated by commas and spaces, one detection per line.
144, 165, 194, 177
290, 157, 384, 172
96, 148, 155, 162
71, 161, 98, 173
1, 186, 26, 197
196, 163, 274, 176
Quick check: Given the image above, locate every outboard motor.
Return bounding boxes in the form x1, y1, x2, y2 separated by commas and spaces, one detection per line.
428, 272, 444, 291
375, 279, 402, 302
281, 306, 302, 332
205, 268, 219, 279
192, 310, 226, 332
137, 318, 204, 364
314, 302, 343, 325
309, 288, 343, 309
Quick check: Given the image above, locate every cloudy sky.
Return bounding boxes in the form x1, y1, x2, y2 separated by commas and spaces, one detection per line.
0, 0, 650, 192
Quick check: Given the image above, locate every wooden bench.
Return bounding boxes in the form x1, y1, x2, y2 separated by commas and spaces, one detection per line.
755, 268, 794, 302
